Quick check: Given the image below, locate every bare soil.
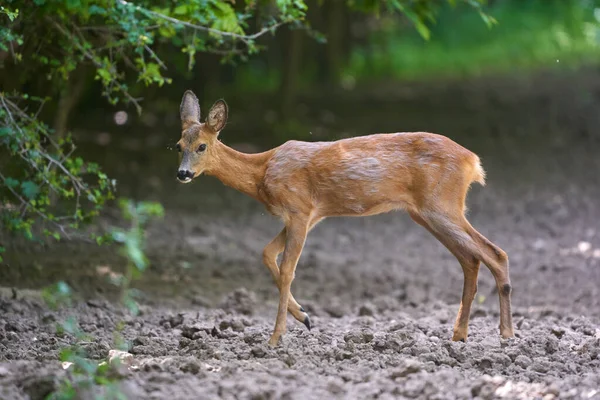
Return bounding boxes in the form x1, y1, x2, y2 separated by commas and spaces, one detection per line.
1, 71, 600, 399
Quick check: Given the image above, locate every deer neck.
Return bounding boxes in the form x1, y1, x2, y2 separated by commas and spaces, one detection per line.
206, 141, 271, 200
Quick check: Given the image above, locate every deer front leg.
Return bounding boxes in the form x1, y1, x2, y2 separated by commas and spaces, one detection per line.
268, 217, 309, 347
263, 228, 311, 330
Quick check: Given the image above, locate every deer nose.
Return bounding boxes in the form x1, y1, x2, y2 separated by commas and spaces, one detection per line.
177, 170, 194, 182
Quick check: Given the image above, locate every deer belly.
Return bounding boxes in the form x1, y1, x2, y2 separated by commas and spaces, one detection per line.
318, 189, 409, 217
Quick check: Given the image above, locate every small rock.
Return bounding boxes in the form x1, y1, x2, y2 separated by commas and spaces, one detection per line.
108, 349, 135, 367
0, 365, 10, 377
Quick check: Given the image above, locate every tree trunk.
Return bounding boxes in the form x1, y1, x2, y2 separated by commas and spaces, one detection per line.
53, 67, 88, 140
279, 27, 303, 118
325, 0, 345, 86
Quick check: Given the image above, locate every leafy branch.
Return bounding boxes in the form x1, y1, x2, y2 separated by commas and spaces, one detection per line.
0, 92, 115, 241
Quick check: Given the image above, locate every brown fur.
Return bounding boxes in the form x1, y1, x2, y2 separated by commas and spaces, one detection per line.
176, 91, 514, 346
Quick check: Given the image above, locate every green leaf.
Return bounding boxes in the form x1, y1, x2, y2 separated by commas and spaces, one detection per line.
88, 5, 106, 15
21, 181, 40, 200
173, 5, 189, 16
4, 177, 19, 188
59, 347, 75, 362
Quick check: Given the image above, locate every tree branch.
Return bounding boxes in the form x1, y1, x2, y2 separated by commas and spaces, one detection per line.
117, 0, 286, 44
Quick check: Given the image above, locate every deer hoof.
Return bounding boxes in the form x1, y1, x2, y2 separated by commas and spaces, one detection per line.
268, 336, 280, 347
302, 315, 312, 331
451, 332, 467, 342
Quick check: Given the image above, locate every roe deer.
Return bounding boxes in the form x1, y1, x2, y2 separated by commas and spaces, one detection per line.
175, 90, 514, 346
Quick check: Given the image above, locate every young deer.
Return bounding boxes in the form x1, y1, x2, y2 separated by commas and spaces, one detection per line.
176, 90, 514, 347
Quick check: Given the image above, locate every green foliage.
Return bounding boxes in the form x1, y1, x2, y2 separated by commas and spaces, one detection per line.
1, 0, 308, 112
42, 281, 73, 309
0, 1, 306, 243
42, 198, 163, 400
346, 0, 495, 40
49, 346, 125, 400
345, 0, 600, 80
111, 198, 164, 314
0, 6, 19, 21
0, 93, 115, 241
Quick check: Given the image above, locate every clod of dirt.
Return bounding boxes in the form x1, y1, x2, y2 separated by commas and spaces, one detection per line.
181, 322, 214, 339
81, 340, 111, 359
243, 330, 266, 345
477, 357, 494, 371
514, 355, 532, 369
179, 358, 202, 375
344, 330, 374, 344
219, 288, 257, 316
133, 336, 148, 346
160, 313, 184, 329
219, 318, 248, 332
390, 360, 422, 379
251, 344, 269, 358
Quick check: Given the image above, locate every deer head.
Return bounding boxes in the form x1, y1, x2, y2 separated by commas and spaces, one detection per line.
176, 90, 228, 183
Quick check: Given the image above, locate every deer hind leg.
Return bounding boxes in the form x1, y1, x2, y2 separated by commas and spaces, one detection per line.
463, 221, 514, 339
263, 228, 311, 330
409, 211, 480, 342
415, 210, 514, 340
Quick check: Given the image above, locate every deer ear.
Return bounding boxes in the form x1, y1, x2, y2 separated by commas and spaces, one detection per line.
180, 90, 201, 127
206, 100, 228, 133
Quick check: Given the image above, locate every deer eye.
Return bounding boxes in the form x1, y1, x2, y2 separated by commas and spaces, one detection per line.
197, 144, 207, 153
176, 143, 182, 152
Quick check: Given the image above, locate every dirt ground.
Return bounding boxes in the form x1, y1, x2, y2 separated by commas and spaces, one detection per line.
1, 71, 600, 399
